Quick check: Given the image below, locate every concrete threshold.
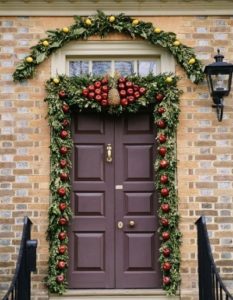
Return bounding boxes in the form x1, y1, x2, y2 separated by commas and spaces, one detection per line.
50, 289, 180, 300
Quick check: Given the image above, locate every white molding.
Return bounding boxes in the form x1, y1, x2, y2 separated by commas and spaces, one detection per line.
51, 40, 175, 77
0, 0, 233, 16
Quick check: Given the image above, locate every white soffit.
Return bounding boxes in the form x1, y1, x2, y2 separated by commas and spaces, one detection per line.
0, 0, 233, 16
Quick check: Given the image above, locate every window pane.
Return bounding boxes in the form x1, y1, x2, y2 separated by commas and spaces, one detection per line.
92, 61, 111, 76
69, 61, 89, 76
138, 61, 157, 76
115, 61, 134, 76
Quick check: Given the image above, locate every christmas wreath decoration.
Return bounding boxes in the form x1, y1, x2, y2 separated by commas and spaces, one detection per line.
45, 72, 182, 295
13, 10, 204, 84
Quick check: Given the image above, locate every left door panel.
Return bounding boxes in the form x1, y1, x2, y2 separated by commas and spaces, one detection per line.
68, 113, 115, 288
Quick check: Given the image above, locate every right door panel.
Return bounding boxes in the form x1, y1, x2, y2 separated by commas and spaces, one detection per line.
115, 113, 161, 288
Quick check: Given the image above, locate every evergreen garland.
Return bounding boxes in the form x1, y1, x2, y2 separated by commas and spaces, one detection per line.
13, 11, 204, 84
45, 73, 182, 295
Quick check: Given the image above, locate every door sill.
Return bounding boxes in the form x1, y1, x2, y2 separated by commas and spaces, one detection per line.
50, 289, 180, 299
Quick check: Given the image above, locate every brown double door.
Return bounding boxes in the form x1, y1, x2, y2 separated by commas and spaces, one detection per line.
68, 112, 160, 289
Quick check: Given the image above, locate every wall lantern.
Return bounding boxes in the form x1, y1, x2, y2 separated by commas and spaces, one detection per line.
204, 49, 233, 122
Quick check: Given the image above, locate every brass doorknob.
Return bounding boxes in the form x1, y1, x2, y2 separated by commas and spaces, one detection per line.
129, 220, 135, 227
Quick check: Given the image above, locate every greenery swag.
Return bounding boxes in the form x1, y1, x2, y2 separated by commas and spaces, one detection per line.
11, 10, 205, 297
45, 73, 182, 295
13, 10, 204, 84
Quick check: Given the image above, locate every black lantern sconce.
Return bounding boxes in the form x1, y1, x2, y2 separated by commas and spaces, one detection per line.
204, 49, 233, 122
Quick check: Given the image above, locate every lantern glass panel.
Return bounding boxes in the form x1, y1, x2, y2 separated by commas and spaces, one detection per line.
211, 73, 230, 92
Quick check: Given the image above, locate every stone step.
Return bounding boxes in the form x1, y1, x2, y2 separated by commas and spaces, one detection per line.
50, 289, 180, 300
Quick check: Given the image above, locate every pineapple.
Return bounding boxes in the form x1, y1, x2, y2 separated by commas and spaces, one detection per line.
108, 75, 120, 106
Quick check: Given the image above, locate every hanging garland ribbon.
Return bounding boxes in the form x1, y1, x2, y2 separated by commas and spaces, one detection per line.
13, 10, 204, 84
45, 73, 182, 295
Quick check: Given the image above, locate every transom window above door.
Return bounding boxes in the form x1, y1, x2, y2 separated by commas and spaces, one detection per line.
67, 59, 159, 77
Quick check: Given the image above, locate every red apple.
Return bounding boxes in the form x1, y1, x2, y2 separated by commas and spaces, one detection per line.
88, 92, 95, 99
102, 92, 108, 100
127, 88, 134, 95
161, 187, 169, 197
101, 99, 108, 106
95, 95, 102, 102
163, 262, 172, 271
60, 130, 68, 139
127, 95, 135, 103
157, 107, 166, 114
118, 77, 126, 83
133, 84, 139, 91
125, 81, 133, 88
155, 93, 164, 102
88, 84, 95, 91
58, 231, 67, 240
163, 276, 171, 285
59, 202, 67, 211
94, 81, 101, 88
160, 175, 168, 184
158, 134, 167, 143
61, 119, 70, 127
118, 83, 125, 90
158, 147, 167, 156
163, 248, 171, 257
95, 88, 101, 95
57, 187, 66, 197
60, 172, 69, 181
160, 159, 169, 169
160, 218, 169, 226
139, 87, 146, 95
58, 90, 67, 99
82, 88, 89, 97
60, 146, 68, 155
101, 77, 108, 85
161, 203, 170, 213
59, 217, 68, 226
120, 98, 128, 106
56, 274, 65, 283
60, 159, 67, 168
134, 91, 140, 99
162, 231, 170, 241
57, 260, 66, 269
58, 245, 67, 254
62, 103, 69, 113
156, 120, 166, 129
101, 85, 108, 93
119, 90, 127, 97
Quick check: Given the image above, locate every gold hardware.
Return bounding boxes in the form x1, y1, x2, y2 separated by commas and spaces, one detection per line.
129, 220, 135, 227
106, 144, 112, 162
117, 221, 124, 229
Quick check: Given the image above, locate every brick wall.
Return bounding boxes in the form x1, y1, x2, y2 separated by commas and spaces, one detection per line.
0, 15, 232, 300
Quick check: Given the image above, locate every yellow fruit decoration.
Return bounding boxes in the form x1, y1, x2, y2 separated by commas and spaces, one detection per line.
132, 19, 139, 25
165, 76, 173, 83
26, 56, 33, 63
173, 40, 180, 46
154, 27, 161, 33
53, 78, 60, 84
42, 40, 49, 47
188, 58, 196, 65
109, 16, 115, 23
85, 18, 92, 26
62, 27, 69, 33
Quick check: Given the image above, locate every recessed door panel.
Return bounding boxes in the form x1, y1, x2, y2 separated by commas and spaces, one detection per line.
125, 192, 153, 215
74, 192, 105, 216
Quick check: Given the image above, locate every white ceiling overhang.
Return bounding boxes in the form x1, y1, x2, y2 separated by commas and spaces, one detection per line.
0, 0, 233, 16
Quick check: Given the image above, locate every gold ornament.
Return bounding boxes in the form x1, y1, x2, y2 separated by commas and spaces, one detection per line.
132, 19, 139, 26
188, 58, 196, 65
26, 56, 33, 63
165, 76, 173, 83
62, 27, 69, 33
109, 16, 115, 23
42, 40, 49, 46
154, 27, 161, 33
85, 18, 92, 26
173, 40, 180, 46
53, 78, 60, 84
